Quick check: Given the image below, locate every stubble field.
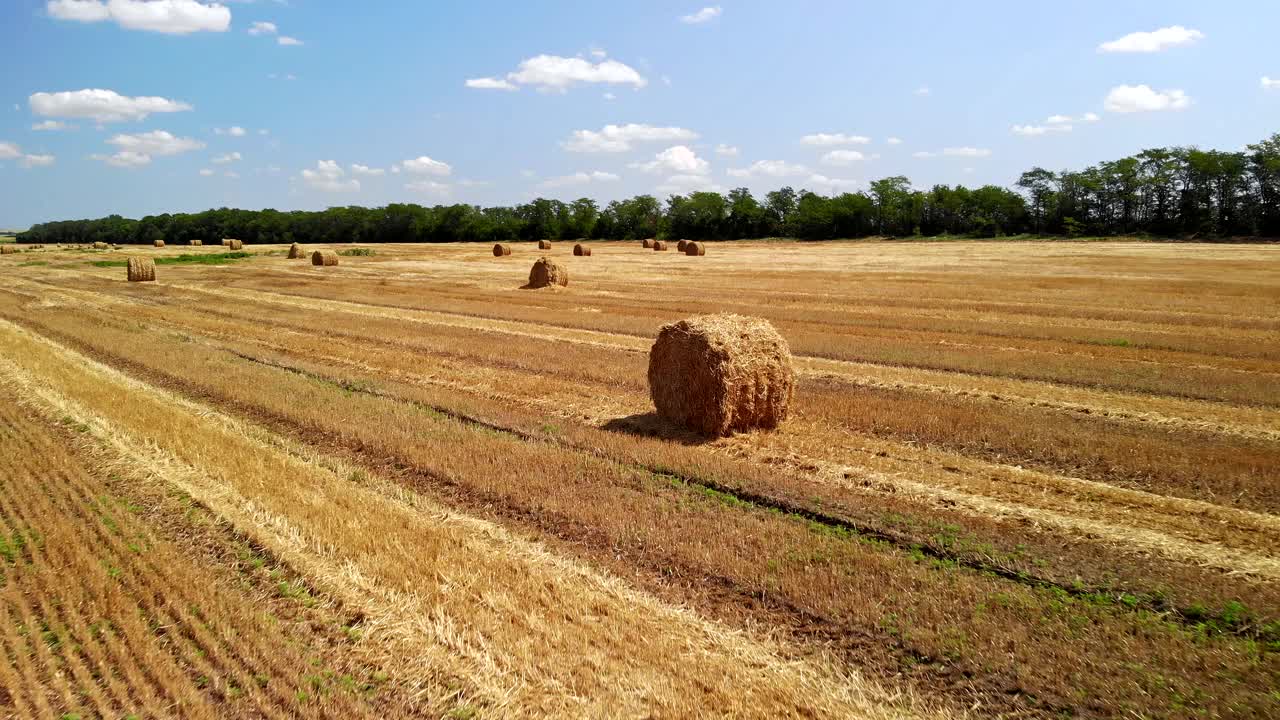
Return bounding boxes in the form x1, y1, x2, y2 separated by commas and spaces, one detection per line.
0, 238, 1277, 719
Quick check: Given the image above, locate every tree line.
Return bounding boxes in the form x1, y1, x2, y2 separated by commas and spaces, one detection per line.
18, 133, 1280, 245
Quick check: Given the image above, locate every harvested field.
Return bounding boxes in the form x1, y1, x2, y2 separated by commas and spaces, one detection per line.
0, 239, 1277, 719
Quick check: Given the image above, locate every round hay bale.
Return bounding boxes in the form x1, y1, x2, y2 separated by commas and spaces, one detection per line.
685, 241, 706, 256
653, 241, 668, 251
677, 239, 689, 252
642, 238, 655, 249
648, 314, 795, 437
127, 257, 156, 282
221, 238, 232, 247
287, 242, 304, 259
311, 250, 339, 267
573, 243, 591, 256
527, 257, 568, 288
92, 242, 108, 250
153, 239, 165, 248
227, 239, 243, 250
190, 239, 202, 246
0, 246, 16, 255
493, 243, 512, 257
538, 240, 552, 250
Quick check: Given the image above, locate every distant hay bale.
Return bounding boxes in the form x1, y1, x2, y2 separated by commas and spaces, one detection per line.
685, 241, 706, 256
0, 246, 16, 255
538, 240, 552, 249
92, 242, 108, 250
312, 250, 339, 267
221, 238, 232, 247
190, 239, 202, 246
677, 240, 689, 252
287, 242, 303, 259
153, 239, 165, 248
493, 243, 512, 257
127, 257, 156, 282
653, 241, 668, 251
642, 238, 655, 249
227, 239, 243, 250
527, 257, 568, 288
573, 243, 591, 256
648, 314, 795, 437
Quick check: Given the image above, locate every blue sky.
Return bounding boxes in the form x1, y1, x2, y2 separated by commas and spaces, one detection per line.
2, 0, 1277, 228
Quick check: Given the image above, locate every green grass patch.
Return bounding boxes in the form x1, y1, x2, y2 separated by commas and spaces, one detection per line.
18, 260, 48, 267
89, 251, 252, 268
339, 247, 375, 256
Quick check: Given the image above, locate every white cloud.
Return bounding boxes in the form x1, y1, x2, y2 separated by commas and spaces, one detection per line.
800, 133, 870, 146
48, 0, 231, 34
405, 180, 450, 195
820, 150, 866, 166
277, 35, 302, 46
473, 54, 646, 93
680, 6, 722, 24
603, 92, 616, 100
399, 155, 452, 176
807, 174, 860, 192
247, 20, 276, 35
32, 120, 72, 131
726, 159, 808, 178
563, 123, 697, 153
1262, 77, 1280, 91
1046, 114, 1072, 124
198, 168, 214, 176
464, 77, 517, 91
301, 160, 359, 192
90, 150, 151, 168
1098, 26, 1204, 53
631, 145, 709, 175
107, 129, 204, 156
1104, 84, 1191, 113
211, 151, 241, 164
30, 88, 192, 123
539, 170, 620, 188
1045, 112, 1100, 125
351, 164, 385, 176
914, 86, 930, 96
715, 143, 739, 157
886, 137, 902, 145
943, 147, 992, 157
0, 142, 22, 160
656, 174, 722, 194
214, 125, 247, 137
1012, 124, 1072, 136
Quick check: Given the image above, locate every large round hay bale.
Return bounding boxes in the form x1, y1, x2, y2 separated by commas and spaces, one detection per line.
127, 257, 156, 282
493, 243, 512, 257
648, 314, 795, 437
685, 241, 706, 256
153, 239, 165, 248
677, 239, 689, 252
653, 241, 668, 251
642, 238, 654, 249
227, 239, 243, 250
0, 246, 16, 255
287, 242, 304, 259
92, 242, 108, 250
311, 250, 339, 267
221, 238, 232, 247
573, 243, 591, 256
190, 239, 202, 246
538, 240, 552, 250
527, 257, 568, 288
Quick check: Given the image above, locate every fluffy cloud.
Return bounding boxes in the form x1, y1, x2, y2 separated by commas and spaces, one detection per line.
465, 77, 517, 90
1098, 26, 1204, 53
715, 144, 739, 157
1049, 112, 1100, 124
820, 150, 865, 166
247, 20, 276, 35
1012, 124, 1071, 136
277, 35, 302, 46
468, 54, 646, 92
1262, 77, 1280, 91
563, 123, 697, 153
1104, 85, 1191, 113
90, 150, 151, 168
680, 6, 722, 24
943, 147, 991, 157
215, 125, 246, 136
539, 170, 620, 188
301, 160, 359, 192
30, 88, 192, 123
886, 137, 902, 145
0, 143, 21, 160
806, 174, 860, 192
800, 133, 870, 146
351, 164, 385, 176
48, 0, 231, 34
398, 155, 452, 176
656, 174, 722, 194
211, 151, 241, 164
32, 120, 72, 131
107, 130, 204, 156
630, 145, 709, 175
726, 159, 808, 178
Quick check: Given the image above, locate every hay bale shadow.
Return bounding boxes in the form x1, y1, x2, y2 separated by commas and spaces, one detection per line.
601, 412, 714, 446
